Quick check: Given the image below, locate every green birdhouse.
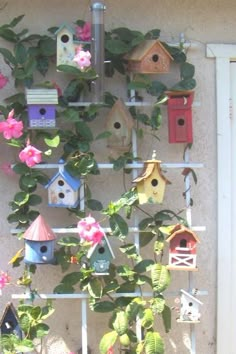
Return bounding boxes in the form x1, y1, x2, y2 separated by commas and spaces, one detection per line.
87, 235, 115, 275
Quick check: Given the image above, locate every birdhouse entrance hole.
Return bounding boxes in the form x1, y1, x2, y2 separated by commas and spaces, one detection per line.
114, 122, 121, 129
59, 192, 65, 199
39, 108, 46, 115
180, 239, 187, 248
98, 246, 105, 254
178, 118, 185, 126
58, 180, 64, 186
61, 34, 69, 43
40, 245, 47, 253
152, 54, 159, 62
151, 178, 158, 187
189, 302, 193, 306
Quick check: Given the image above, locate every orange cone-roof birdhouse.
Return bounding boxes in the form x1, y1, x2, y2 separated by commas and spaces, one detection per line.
166, 224, 200, 271
132, 151, 171, 204
106, 99, 134, 151
125, 39, 173, 74
23, 215, 56, 264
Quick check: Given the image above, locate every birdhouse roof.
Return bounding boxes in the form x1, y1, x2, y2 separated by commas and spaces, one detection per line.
0, 302, 19, 329
46, 167, 81, 191
125, 39, 173, 62
26, 89, 58, 105
106, 99, 134, 129
23, 215, 56, 241
166, 224, 200, 243
180, 289, 203, 305
132, 159, 171, 184
87, 235, 115, 259
55, 22, 75, 35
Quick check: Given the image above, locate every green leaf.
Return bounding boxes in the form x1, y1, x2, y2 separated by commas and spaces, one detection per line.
14, 42, 27, 64
95, 131, 112, 140
134, 259, 154, 273
150, 295, 165, 314
88, 278, 103, 298
105, 39, 130, 54
147, 80, 167, 97
140, 308, 154, 329
32, 323, 50, 338
126, 298, 144, 322
91, 301, 116, 313
109, 213, 129, 239
20, 175, 37, 189
113, 311, 128, 335
9, 14, 25, 27
57, 236, 81, 247
151, 264, 171, 293
14, 191, 29, 206
28, 194, 42, 206
99, 331, 118, 354
180, 62, 195, 79
15, 339, 34, 352
44, 135, 60, 148
61, 272, 82, 286
145, 28, 161, 39
140, 231, 155, 248
86, 199, 103, 211
170, 78, 196, 91
144, 331, 164, 354
76, 121, 94, 141
0, 28, 17, 42
162, 305, 171, 333
39, 37, 56, 56
54, 283, 75, 294
0, 47, 17, 65
36, 56, 49, 76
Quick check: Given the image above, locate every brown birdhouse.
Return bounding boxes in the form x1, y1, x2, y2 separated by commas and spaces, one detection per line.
125, 40, 173, 74
132, 151, 171, 204
166, 90, 194, 144
106, 99, 134, 151
166, 224, 200, 271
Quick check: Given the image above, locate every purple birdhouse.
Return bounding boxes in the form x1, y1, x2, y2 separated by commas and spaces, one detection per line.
26, 89, 58, 128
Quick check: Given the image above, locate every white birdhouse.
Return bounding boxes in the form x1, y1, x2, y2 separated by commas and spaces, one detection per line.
177, 289, 203, 323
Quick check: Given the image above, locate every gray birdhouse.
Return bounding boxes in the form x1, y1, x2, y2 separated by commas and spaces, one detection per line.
45, 161, 81, 208
177, 289, 203, 323
106, 99, 134, 152
55, 23, 77, 67
0, 302, 22, 339
87, 235, 115, 275
23, 215, 56, 264
26, 88, 58, 128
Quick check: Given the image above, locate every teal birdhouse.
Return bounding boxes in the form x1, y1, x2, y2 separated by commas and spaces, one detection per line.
0, 303, 22, 339
87, 235, 115, 275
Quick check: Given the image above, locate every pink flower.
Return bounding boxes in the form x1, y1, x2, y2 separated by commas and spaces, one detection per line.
0, 109, 23, 140
19, 144, 42, 167
0, 162, 15, 176
0, 271, 10, 289
73, 48, 91, 70
0, 73, 8, 89
77, 215, 105, 245
75, 22, 91, 41
107, 347, 114, 354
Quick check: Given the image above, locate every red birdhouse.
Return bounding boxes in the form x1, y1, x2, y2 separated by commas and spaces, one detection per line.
166, 91, 194, 144
166, 224, 200, 271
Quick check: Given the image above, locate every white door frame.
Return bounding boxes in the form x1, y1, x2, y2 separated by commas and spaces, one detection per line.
206, 44, 236, 354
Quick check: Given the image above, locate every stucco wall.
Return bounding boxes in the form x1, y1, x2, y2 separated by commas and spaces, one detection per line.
0, 0, 230, 353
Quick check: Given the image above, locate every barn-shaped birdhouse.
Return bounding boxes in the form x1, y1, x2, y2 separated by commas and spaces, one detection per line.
125, 40, 173, 74
0, 302, 22, 338
177, 289, 203, 323
55, 23, 77, 67
106, 99, 134, 152
45, 161, 81, 208
23, 215, 56, 264
132, 152, 171, 204
166, 224, 200, 271
87, 235, 115, 275
26, 88, 58, 128
166, 90, 194, 143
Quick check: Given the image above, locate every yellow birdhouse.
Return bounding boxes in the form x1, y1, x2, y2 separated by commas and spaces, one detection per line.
55, 23, 77, 67
125, 39, 173, 74
133, 152, 171, 204
106, 99, 134, 151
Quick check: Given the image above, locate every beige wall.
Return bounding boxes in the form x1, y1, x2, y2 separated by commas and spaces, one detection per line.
0, 0, 231, 353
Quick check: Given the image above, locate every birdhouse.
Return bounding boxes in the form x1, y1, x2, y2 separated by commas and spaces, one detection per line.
0, 302, 22, 338
26, 89, 58, 128
55, 23, 77, 67
23, 215, 56, 264
45, 161, 81, 208
177, 289, 203, 323
132, 152, 171, 204
166, 90, 194, 143
125, 40, 173, 74
166, 224, 200, 271
106, 99, 134, 152
87, 235, 115, 275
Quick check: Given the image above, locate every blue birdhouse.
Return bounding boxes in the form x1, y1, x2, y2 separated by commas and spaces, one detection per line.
87, 235, 115, 275
23, 215, 56, 264
26, 88, 58, 128
0, 302, 22, 339
45, 161, 81, 208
